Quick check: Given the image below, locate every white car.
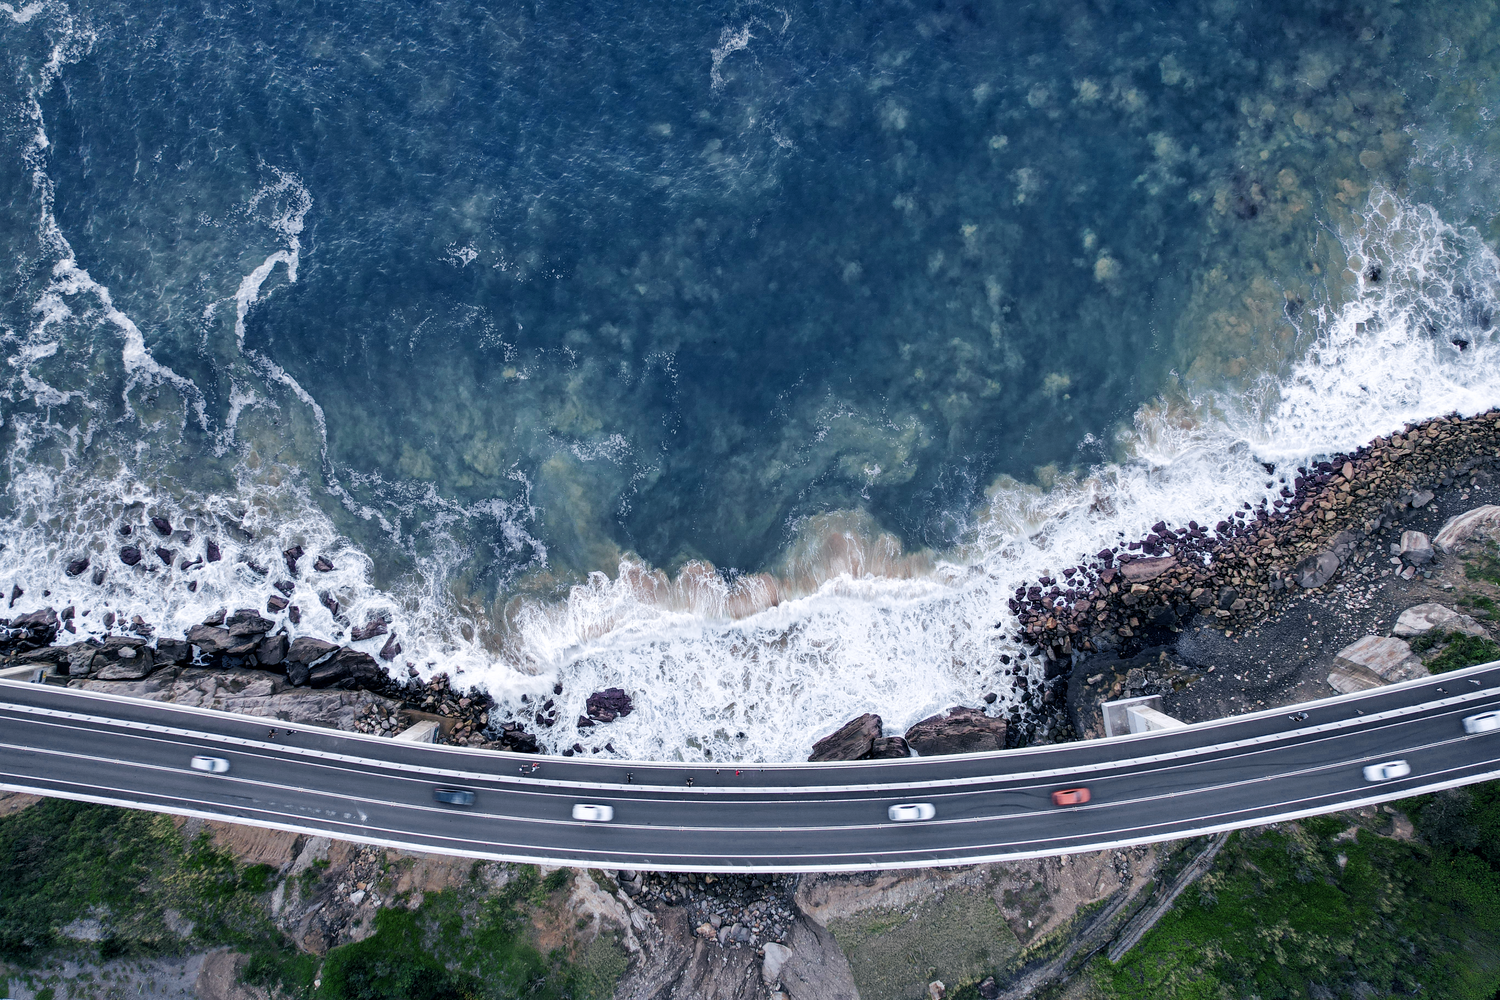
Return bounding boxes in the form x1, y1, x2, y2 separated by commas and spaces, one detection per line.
887, 802, 936, 822
1362, 760, 1411, 783
572, 803, 615, 823
1463, 711, 1500, 735
190, 756, 230, 774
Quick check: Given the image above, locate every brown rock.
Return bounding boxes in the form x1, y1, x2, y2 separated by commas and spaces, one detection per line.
187, 624, 237, 655
226, 609, 274, 636
1120, 556, 1176, 583
904, 706, 1007, 756
809, 713, 881, 762
866, 736, 911, 759
255, 634, 289, 670
1294, 551, 1339, 588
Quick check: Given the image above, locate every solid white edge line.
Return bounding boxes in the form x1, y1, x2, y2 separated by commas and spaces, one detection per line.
5, 765, 1500, 874
5, 657, 1499, 768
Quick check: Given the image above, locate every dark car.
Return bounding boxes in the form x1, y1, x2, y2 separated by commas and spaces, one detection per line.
433, 787, 476, 807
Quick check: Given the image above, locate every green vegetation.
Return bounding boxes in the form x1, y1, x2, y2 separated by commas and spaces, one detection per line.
1462, 540, 1500, 586
0, 799, 284, 965
0, 802, 625, 999
1408, 629, 1500, 673
1457, 593, 1498, 621
304, 865, 624, 1000
1098, 789, 1500, 999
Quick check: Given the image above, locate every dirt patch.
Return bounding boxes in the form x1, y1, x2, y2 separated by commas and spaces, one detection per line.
0, 790, 41, 817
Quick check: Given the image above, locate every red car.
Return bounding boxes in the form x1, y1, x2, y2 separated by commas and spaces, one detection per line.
1051, 788, 1091, 807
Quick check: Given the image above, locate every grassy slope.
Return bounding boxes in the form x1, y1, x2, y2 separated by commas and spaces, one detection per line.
0, 800, 622, 1000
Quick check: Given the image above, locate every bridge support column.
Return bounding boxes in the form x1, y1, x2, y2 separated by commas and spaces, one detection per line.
1100, 695, 1187, 737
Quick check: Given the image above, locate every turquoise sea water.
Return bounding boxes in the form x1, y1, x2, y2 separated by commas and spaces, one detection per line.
4, 0, 1500, 760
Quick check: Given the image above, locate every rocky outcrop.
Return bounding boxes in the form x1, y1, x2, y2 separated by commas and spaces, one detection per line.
75, 666, 400, 729
92, 636, 157, 680
307, 647, 382, 689
284, 637, 339, 685
1435, 504, 1500, 552
1120, 556, 1175, 583
866, 736, 911, 759
1294, 551, 1339, 589
1399, 530, 1434, 566
586, 687, 634, 723
0, 607, 59, 654
1393, 603, 1488, 638
809, 713, 882, 761
905, 707, 1007, 756
1327, 636, 1428, 694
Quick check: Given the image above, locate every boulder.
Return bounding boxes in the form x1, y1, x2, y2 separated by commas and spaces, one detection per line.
283, 546, 304, 575
378, 633, 402, 661
1412, 489, 1436, 508
1393, 603, 1487, 638
284, 637, 339, 686
1435, 505, 1500, 553
187, 625, 237, 656
119, 546, 142, 566
314, 556, 335, 572
762, 942, 793, 985
255, 634, 289, 670
1120, 556, 1175, 583
226, 610, 274, 636
904, 706, 1007, 756
10, 646, 68, 667
205, 540, 222, 562
64, 642, 101, 676
93, 637, 156, 681
585, 688, 634, 723
350, 620, 388, 641
1294, 551, 1339, 589
809, 713, 881, 762
65, 557, 90, 577
866, 736, 912, 759
266, 595, 289, 613
155, 546, 175, 566
307, 647, 382, 689
1327, 635, 1427, 694
155, 638, 193, 666
1399, 530, 1434, 566
1328, 529, 1361, 560
151, 516, 173, 536
0, 608, 60, 654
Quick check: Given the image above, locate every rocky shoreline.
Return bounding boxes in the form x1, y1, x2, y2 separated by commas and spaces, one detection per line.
9, 407, 1500, 766
1005, 406, 1500, 744
799, 406, 1500, 760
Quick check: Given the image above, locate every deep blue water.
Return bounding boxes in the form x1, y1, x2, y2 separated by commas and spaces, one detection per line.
4, 0, 1500, 759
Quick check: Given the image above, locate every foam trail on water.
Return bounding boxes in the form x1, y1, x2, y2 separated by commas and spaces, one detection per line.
2, 9, 1497, 770
481, 187, 1500, 763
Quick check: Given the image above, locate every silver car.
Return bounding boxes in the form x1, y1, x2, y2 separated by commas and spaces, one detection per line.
572, 803, 614, 822
887, 802, 936, 822
189, 755, 230, 774
1362, 760, 1411, 783
1463, 711, 1500, 735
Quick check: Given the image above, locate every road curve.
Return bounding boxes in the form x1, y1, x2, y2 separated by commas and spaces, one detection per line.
3, 663, 1500, 872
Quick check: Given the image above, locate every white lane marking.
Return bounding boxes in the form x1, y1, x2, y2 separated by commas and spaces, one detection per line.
4, 716, 1497, 842
3, 697, 1486, 823
6, 761, 1500, 873
10, 659, 1500, 769
7, 661, 1500, 781
3, 693, 1496, 829
5, 680, 1500, 797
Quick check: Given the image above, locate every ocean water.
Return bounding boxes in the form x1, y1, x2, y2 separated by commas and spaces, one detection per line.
3, 0, 1500, 761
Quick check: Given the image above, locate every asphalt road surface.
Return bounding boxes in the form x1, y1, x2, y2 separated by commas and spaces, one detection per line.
3, 663, 1500, 872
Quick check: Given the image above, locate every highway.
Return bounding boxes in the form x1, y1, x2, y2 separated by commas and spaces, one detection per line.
3, 663, 1500, 872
